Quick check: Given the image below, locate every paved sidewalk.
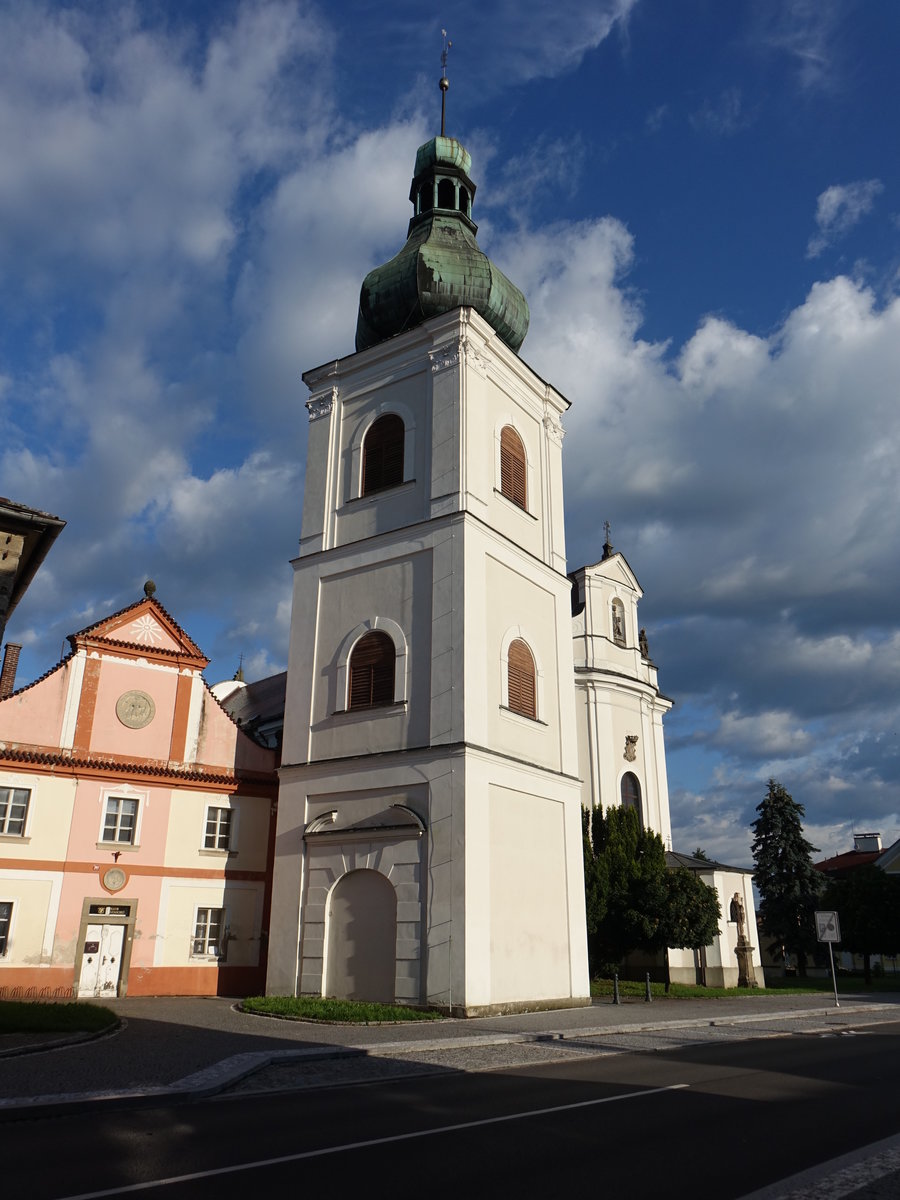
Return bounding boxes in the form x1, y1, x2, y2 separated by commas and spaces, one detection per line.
1, 992, 897, 1117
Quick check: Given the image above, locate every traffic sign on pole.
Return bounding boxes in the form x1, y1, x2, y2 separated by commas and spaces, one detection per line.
815, 910, 841, 943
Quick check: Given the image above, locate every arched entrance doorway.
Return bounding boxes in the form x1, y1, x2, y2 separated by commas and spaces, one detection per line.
325, 869, 397, 1002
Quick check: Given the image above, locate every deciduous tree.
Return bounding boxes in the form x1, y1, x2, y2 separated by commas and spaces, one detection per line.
582, 806, 720, 976
662, 867, 721, 950
822, 867, 900, 983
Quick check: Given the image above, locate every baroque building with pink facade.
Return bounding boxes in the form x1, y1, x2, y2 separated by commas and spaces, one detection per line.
0, 587, 277, 998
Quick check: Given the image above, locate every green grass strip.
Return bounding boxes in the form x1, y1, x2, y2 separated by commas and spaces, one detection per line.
0, 1000, 119, 1035
241, 995, 443, 1023
590, 975, 900, 999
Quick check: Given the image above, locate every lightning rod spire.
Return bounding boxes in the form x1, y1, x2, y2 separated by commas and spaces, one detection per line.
440, 29, 451, 136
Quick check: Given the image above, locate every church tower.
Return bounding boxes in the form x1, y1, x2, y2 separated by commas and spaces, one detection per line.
267, 123, 589, 1014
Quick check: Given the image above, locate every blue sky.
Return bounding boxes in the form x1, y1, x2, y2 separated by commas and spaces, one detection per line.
3, 1, 899, 866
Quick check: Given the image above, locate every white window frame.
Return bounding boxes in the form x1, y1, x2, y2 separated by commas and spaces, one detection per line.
499, 625, 546, 722
98, 786, 146, 848
349, 400, 416, 501
0, 786, 31, 838
202, 804, 239, 853
0, 900, 13, 959
336, 617, 409, 711
192, 906, 228, 960
494, 415, 535, 514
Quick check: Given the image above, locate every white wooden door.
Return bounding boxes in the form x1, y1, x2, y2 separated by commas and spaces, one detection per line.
78, 924, 124, 997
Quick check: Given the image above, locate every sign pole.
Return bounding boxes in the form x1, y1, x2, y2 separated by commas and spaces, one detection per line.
815, 910, 841, 1010
828, 941, 839, 1009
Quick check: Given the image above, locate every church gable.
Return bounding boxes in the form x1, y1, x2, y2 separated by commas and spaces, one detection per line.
71, 596, 207, 666
580, 552, 643, 598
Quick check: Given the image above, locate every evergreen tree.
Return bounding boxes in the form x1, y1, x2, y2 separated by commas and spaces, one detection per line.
751, 780, 821, 975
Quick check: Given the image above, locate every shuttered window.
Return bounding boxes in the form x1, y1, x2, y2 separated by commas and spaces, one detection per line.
500, 426, 527, 510
348, 631, 395, 709
362, 415, 405, 495
507, 638, 536, 719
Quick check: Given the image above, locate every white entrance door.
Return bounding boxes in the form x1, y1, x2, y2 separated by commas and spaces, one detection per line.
78, 924, 125, 997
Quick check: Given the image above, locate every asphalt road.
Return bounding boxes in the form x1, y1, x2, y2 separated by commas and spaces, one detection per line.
7, 1018, 900, 1200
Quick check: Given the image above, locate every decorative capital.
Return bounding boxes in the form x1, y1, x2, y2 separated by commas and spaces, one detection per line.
460, 334, 489, 375
542, 409, 565, 446
307, 387, 337, 421
624, 734, 639, 762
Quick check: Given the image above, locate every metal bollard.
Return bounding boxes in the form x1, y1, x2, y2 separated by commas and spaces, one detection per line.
612, 973, 620, 1005
645, 972, 652, 1002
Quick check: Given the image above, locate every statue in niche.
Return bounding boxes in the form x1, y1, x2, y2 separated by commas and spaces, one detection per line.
612, 601, 626, 645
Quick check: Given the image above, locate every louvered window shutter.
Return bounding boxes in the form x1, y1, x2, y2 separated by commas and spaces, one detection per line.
363, 415, 405, 495
500, 426, 527, 509
348, 632, 395, 709
507, 638, 536, 719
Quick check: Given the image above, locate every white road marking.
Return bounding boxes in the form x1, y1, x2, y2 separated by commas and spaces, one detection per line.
55, 1083, 689, 1199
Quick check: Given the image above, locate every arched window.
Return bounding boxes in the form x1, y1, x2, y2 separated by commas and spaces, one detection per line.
611, 598, 626, 646
621, 773, 642, 823
418, 183, 433, 213
437, 178, 455, 209
500, 425, 527, 510
362, 414, 404, 496
348, 632, 395, 709
459, 186, 470, 217
507, 638, 536, 719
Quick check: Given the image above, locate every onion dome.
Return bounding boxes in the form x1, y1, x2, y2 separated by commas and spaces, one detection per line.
355, 135, 530, 354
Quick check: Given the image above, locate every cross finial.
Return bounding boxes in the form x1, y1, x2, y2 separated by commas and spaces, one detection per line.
602, 522, 613, 560
439, 30, 451, 136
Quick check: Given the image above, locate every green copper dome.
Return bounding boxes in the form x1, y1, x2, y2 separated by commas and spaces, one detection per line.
355, 136, 529, 354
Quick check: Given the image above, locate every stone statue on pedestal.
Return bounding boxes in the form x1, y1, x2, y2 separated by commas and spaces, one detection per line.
730, 891, 758, 988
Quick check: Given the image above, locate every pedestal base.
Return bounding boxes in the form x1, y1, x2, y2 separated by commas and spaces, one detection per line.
735, 938, 758, 988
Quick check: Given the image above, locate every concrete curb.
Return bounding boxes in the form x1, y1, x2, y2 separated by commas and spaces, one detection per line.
0, 1001, 894, 1120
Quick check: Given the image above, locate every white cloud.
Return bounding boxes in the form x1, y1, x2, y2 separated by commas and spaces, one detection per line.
806, 179, 884, 258
713, 711, 813, 758
690, 88, 750, 137
752, 0, 844, 91
455, 0, 638, 85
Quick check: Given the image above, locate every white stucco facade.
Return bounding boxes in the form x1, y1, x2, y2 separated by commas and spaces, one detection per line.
570, 555, 763, 988
268, 308, 590, 1014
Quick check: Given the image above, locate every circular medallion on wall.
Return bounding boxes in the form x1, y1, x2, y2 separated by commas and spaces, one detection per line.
115, 690, 156, 729
102, 866, 127, 894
